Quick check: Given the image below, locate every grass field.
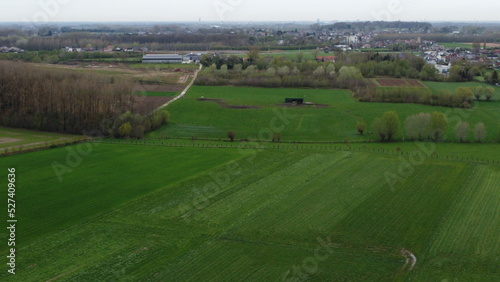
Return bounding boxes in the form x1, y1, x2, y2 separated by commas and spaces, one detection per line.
0, 127, 85, 152
154, 84, 500, 142
0, 142, 498, 281
439, 42, 473, 49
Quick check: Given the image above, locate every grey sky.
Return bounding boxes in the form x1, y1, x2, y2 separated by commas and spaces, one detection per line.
1, 0, 499, 23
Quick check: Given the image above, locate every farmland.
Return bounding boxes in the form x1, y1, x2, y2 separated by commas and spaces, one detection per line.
0, 127, 85, 154
155, 84, 500, 142
0, 142, 498, 281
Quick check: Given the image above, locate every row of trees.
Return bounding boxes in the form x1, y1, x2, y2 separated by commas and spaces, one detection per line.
0, 61, 167, 137
354, 86, 494, 108
365, 111, 491, 142
196, 62, 367, 89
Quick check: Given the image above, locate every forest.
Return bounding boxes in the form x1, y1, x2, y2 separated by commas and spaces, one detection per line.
0, 61, 167, 137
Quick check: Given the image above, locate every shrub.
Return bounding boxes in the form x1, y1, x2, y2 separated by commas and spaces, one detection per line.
118, 122, 132, 138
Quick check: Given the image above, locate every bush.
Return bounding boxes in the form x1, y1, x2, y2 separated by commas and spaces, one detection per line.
118, 122, 132, 138
272, 132, 283, 142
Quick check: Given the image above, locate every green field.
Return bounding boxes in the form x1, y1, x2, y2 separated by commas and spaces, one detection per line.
0, 142, 498, 281
155, 84, 500, 142
0, 127, 85, 152
439, 42, 473, 49
228, 50, 329, 61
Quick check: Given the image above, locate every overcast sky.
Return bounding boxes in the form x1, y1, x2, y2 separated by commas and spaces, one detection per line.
1, 0, 499, 23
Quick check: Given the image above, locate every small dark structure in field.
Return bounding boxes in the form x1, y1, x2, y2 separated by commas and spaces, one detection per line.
284, 98, 304, 104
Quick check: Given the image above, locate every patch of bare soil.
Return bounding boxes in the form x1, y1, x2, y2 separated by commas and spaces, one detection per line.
133, 96, 174, 115
276, 103, 329, 108
198, 98, 261, 109
137, 84, 186, 92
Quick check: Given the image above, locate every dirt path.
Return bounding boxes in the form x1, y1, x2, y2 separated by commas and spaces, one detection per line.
401, 248, 417, 271
155, 64, 202, 111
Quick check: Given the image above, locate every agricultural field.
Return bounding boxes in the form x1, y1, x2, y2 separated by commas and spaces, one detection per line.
439, 42, 473, 49
371, 78, 425, 88
0, 142, 498, 281
226, 49, 330, 61
155, 84, 500, 142
0, 127, 85, 153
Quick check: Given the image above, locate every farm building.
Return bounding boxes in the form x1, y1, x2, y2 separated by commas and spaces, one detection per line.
182, 53, 202, 63
142, 54, 183, 64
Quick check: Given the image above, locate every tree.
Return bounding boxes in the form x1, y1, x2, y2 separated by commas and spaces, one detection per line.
272, 132, 282, 142
277, 66, 290, 77
219, 64, 228, 75
491, 70, 499, 84
485, 87, 494, 101
405, 115, 419, 140
234, 64, 243, 72
416, 113, 431, 141
337, 66, 363, 86
430, 112, 448, 141
267, 67, 276, 75
227, 130, 236, 142
473, 86, 483, 101
326, 64, 336, 78
456, 87, 474, 99
372, 118, 385, 141
382, 111, 400, 142
455, 121, 470, 142
419, 63, 438, 81
313, 65, 325, 77
474, 123, 486, 142
247, 46, 260, 63
356, 120, 366, 135
118, 122, 132, 138
296, 52, 304, 63
244, 65, 256, 74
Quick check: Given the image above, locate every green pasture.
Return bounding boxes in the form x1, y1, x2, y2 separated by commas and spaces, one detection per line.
439, 42, 473, 49
155, 85, 500, 142
0, 126, 84, 150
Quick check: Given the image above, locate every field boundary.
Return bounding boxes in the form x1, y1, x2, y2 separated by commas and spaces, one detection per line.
95, 139, 500, 165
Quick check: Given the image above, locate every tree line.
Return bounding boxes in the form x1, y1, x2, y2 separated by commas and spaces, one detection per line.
354, 86, 494, 108
0, 61, 168, 138
363, 111, 494, 143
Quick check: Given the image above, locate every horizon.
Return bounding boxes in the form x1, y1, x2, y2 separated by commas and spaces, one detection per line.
1, 0, 499, 24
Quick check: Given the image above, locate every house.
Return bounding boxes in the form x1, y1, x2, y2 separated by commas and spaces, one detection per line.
316, 56, 336, 63
142, 54, 183, 64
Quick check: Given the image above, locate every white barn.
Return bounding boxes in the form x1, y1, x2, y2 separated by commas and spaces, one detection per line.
142, 54, 183, 64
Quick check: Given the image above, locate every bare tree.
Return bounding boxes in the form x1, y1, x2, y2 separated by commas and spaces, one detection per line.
455, 122, 470, 142
474, 123, 486, 142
